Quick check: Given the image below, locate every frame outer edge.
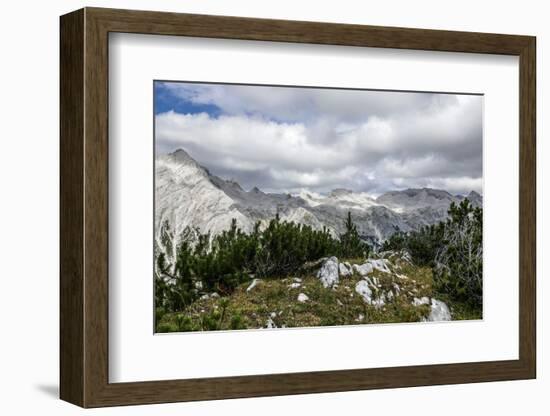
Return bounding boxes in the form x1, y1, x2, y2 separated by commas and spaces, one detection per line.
60, 8, 86, 407
60, 7, 537, 407
85, 6, 532, 54
519, 37, 536, 378
83, 6, 111, 408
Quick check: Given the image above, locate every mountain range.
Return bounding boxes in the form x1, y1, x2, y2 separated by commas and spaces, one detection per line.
155, 148, 482, 254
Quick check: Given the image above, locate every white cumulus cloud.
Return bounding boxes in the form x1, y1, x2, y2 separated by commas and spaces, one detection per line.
155, 83, 483, 195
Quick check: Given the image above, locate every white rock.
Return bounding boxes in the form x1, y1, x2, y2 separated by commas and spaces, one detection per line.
372, 292, 386, 309
266, 317, 277, 329
270, 312, 277, 318
412, 296, 430, 306
355, 280, 373, 304
339, 262, 352, 277
163, 276, 177, 286
297, 293, 309, 303
200, 292, 220, 300
427, 299, 452, 321
353, 263, 374, 276
392, 282, 401, 294
368, 259, 391, 273
400, 250, 413, 264
246, 278, 260, 292
317, 256, 339, 288
355, 314, 365, 322
289, 282, 301, 289
293, 277, 302, 283
364, 276, 374, 287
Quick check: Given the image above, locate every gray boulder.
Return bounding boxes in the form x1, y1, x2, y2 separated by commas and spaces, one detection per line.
339, 262, 352, 277
427, 299, 452, 321
355, 280, 373, 304
297, 293, 309, 303
317, 256, 339, 288
353, 262, 374, 276
368, 259, 391, 273
412, 296, 430, 306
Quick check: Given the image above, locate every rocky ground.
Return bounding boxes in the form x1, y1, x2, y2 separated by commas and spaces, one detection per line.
156, 250, 481, 332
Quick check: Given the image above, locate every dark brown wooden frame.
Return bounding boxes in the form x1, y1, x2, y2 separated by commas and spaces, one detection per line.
60, 7, 536, 408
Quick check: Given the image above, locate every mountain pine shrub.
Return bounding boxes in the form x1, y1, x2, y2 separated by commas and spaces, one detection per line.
340, 211, 369, 259
383, 198, 483, 307
433, 199, 483, 307
155, 212, 370, 313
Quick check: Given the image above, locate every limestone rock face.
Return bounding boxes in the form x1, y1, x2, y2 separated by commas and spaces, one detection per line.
317, 257, 340, 288
353, 263, 374, 276
368, 259, 391, 274
412, 296, 430, 306
297, 293, 309, 303
339, 262, 352, 277
355, 280, 373, 304
427, 299, 452, 321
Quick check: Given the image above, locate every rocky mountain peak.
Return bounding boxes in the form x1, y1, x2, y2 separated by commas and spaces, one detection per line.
155, 148, 483, 250
160, 148, 206, 173
329, 188, 353, 198
170, 147, 193, 161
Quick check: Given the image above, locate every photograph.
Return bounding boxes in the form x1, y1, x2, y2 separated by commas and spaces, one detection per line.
51, 6, 539, 409
153, 81, 484, 333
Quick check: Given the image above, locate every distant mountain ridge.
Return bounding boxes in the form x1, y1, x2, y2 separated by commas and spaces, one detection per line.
155, 149, 482, 256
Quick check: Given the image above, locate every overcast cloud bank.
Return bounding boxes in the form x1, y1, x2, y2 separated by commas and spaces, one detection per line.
155, 82, 483, 196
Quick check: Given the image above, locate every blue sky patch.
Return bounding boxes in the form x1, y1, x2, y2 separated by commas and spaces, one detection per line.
154, 81, 221, 117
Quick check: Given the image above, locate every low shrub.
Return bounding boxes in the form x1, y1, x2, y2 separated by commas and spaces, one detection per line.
384, 198, 482, 307
156, 212, 369, 313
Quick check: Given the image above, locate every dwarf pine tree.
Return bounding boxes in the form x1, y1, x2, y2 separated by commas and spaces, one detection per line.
382, 198, 482, 306
433, 199, 483, 306
339, 211, 368, 259
155, 213, 370, 313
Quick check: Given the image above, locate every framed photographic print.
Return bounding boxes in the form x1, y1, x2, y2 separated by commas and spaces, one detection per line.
60, 7, 536, 408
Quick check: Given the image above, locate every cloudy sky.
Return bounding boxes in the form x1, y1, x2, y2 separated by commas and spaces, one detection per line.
155, 81, 483, 196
